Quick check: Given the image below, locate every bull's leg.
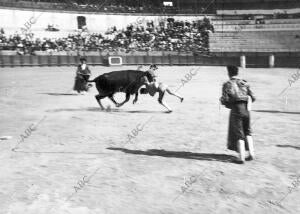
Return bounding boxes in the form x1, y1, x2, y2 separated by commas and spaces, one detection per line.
95, 94, 105, 110
116, 93, 131, 108
133, 92, 139, 104
108, 94, 120, 107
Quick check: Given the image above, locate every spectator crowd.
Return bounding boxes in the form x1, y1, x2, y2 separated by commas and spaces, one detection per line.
0, 17, 214, 54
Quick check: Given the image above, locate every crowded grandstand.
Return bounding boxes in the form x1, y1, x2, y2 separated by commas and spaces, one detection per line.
0, 17, 214, 54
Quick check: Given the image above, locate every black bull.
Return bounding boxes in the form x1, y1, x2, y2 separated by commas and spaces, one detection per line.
88, 70, 154, 109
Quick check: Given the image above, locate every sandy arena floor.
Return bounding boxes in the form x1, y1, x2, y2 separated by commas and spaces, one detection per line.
0, 65, 299, 214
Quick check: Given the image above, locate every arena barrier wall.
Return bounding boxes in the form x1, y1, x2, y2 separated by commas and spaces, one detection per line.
0, 52, 299, 68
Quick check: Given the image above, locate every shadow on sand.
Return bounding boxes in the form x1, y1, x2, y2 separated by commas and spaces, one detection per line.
276, 145, 300, 150
47, 107, 165, 114
12, 150, 109, 155
40, 93, 78, 96
107, 148, 236, 163
253, 110, 300, 115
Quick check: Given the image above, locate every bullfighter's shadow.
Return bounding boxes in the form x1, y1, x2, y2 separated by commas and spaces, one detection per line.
47, 107, 165, 114
253, 110, 300, 115
276, 145, 300, 150
107, 148, 236, 163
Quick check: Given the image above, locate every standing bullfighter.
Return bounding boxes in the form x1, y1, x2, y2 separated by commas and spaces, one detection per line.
73, 57, 92, 94
220, 65, 256, 164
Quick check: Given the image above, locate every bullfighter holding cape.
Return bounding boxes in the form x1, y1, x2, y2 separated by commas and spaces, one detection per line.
220, 65, 256, 164
73, 57, 92, 94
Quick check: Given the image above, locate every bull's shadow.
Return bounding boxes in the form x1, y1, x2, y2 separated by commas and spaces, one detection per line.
40, 93, 78, 96
47, 107, 165, 114
107, 148, 236, 163
107, 109, 166, 114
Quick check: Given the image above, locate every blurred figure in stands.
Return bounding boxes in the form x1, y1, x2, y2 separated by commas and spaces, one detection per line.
73, 57, 92, 94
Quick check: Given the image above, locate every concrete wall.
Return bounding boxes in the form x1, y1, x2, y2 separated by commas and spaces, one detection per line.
0, 52, 299, 68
